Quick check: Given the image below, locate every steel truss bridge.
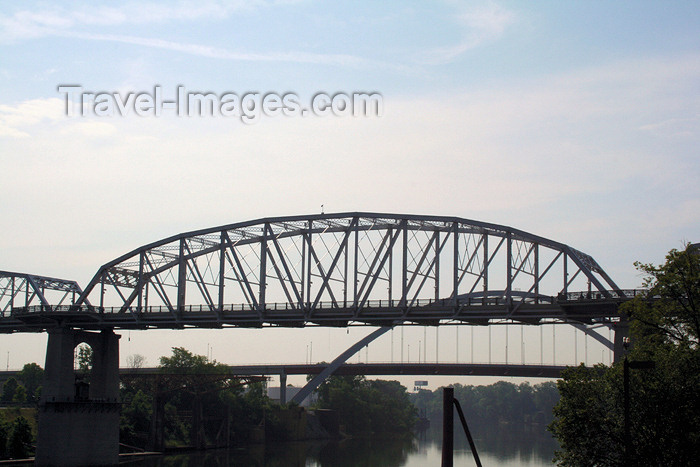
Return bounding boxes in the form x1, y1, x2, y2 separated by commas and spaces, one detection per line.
2, 213, 638, 465
1, 212, 635, 333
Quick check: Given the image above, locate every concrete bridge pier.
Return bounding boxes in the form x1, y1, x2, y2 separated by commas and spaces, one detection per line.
280, 372, 287, 404
35, 328, 121, 466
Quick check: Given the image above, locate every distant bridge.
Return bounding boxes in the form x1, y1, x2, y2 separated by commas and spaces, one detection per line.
0, 362, 569, 388
121, 362, 570, 379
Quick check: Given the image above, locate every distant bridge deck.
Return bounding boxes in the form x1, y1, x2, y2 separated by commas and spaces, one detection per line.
117, 362, 571, 379
0, 363, 573, 386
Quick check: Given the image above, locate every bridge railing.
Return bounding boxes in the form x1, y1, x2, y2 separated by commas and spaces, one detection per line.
563, 289, 643, 301
6, 289, 643, 317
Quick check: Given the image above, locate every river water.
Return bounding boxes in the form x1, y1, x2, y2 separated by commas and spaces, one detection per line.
126, 424, 558, 466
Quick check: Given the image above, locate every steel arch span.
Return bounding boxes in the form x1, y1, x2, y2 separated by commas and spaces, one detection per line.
3, 213, 637, 332
75, 212, 631, 328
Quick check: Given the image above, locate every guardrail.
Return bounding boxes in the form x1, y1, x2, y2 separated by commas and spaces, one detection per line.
3, 289, 643, 318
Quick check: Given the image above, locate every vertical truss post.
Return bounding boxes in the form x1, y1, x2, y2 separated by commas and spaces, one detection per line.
563, 253, 568, 295
177, 238, 187, 312
259, 224, 268, 311
434, 230, 440, 301
452, 223, 458, 307
306, 221, 312, 309
300, 227, 306, 308
534, 243, 540, 304
344, 229, 349, 307
137, 252, 144, 312
353, 225, 358, 307
100, 273, 105, 309
506, 232, 512, 306
219, 232, 225, 312
388, 228, 393, 303
482, 234, 488, 299
401, 220, 408, 308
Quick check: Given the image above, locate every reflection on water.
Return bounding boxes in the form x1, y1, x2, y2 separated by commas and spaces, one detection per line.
124, 424, 557, 466
414, 423, 558, 466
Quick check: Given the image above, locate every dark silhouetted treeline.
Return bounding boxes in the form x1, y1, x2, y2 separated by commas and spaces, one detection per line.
411, 380, 560, 428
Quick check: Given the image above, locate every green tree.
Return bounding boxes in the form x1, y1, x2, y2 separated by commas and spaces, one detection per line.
159, 347, 211, 373
1, 378, 18, 403
316, 375, 371, 434
7, 416, 32, 458
0, 413, 8, 458
550, 244, 700, 466
315, 375, 416, 436
17, 363, 43, 403
76, 344, 93, 373
158, 347, 259, 447
11, 385, 26, 404
366, 379, 417, 434
629, 245, 700, 348
120, 389, 152, 446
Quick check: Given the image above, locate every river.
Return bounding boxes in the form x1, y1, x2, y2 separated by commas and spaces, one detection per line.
126, 423, 558, 466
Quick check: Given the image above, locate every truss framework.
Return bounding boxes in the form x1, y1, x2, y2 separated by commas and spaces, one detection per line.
0, 271, 85, 316
1, 213, 635, 332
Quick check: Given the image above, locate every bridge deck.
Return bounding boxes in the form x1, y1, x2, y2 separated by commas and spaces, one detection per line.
0, 294, 629, 332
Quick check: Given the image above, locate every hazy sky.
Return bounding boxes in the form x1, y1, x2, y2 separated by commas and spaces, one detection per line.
1, 1, 698, 388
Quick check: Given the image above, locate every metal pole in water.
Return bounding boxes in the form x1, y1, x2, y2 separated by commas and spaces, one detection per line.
442, 387, 454, 467
454, 398, 483, 467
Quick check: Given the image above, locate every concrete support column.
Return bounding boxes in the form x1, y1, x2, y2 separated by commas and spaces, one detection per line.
88, 329, 121, 401
36, 328, 121, 467
280, 372, 287, 405
41, 327, 79, 402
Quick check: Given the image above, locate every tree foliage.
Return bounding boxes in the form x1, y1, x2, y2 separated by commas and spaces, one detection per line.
76, 343, 93, 372
17, 363, 43, 403
411, 381, 559, 428
6, 416, 32, 459
1, 378, 18, 403
550, 244, 700, 466
126, 354, 146, 369
630, 245, 700, 348
315, 375, 417, 436
120, 346, 280, 449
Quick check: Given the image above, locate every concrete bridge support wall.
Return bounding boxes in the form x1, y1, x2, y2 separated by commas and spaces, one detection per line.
35, 328, 121, 466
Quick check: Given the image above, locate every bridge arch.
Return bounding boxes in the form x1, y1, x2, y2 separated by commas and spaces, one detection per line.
76, 212, 626, 329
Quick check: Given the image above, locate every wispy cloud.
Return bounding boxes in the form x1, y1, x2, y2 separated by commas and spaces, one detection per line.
638, 116, 700, 139
63, 31, 373, 68
0, 1, 257, 42
417, 1, 515, 65
0, 1, 377, 69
